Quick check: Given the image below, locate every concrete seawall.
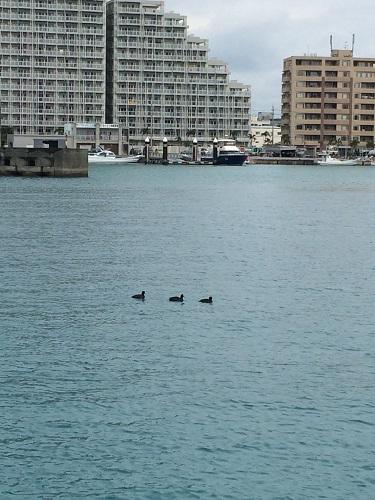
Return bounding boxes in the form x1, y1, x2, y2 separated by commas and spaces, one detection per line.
0, 148, 88, 177
248, 157, 316, 165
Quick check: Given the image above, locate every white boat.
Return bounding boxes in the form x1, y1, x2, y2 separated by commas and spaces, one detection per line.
317, 155, 360, 166
88, 148, 143, 164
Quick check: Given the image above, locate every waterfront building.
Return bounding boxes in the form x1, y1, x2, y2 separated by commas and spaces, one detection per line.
64, 122, 125, 154
282, 49, 375, 152
105, 0, 251, 150
0, 0, 106, 136
250, 113, 282, 148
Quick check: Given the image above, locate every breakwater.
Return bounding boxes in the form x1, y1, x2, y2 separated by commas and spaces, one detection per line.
0, 148, 88, 177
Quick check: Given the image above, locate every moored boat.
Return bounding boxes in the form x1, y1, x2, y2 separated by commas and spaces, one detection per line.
201, 139, 247, 166
216, 139, 248, 165
88, 147, 143, 164
317, 155, 360, 166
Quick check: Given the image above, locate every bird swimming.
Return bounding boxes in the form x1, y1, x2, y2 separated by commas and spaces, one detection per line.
169, 294, 184, 302
132, 291, 145, 300
199, 297, 213, 303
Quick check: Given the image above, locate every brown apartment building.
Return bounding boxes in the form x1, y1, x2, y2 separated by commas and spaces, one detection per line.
282, 49, 375, 153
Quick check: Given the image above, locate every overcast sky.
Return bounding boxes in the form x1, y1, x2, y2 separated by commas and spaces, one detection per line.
165, 0, 375, 116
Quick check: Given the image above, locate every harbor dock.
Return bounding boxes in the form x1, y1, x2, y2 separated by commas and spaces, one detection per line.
248, 157, 316, 166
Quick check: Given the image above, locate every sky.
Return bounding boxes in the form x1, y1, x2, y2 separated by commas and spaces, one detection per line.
165, 0, 375, 116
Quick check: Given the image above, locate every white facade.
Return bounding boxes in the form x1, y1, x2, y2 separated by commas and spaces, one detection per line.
250, 115, 281, 148
106, 0, 251, 147
65, 122, 124, 154
0, 0, 106, 135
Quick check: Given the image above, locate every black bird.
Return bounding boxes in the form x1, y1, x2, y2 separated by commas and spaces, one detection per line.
169, 294, 184, 302
199, 296, 213, 304
132, 291, 145, 300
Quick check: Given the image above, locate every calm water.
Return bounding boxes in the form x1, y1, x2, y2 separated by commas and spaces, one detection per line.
1, 164, 375, 499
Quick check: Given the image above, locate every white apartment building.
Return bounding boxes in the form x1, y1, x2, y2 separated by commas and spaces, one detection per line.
0, 0, 106, 136
106, 0, 251, 148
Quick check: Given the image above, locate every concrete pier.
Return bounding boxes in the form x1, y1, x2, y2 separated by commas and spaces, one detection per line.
0, 148, 88, 177
248, 157, 317, 166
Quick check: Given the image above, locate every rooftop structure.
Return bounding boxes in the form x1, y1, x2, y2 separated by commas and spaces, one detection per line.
106, 0, 251, 148
282, 49, 375, 151
0, 0, 106, 136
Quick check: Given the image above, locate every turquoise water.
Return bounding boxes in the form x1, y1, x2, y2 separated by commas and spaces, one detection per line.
1, 164, 375, 499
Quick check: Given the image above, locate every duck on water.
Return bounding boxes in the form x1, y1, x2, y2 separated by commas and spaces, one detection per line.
199, 297, 213, 304
131, 293, 211, 302
169, 294, 184, 302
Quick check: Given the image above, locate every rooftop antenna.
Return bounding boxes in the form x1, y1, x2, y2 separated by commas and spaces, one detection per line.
352, 33, 355, 54
330, 35, 333, 52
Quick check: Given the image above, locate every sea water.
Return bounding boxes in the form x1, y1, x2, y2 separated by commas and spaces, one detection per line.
1, 164, 375, 499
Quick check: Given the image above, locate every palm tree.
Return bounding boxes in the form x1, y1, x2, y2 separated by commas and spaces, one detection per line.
350, 138, 360, 154
248, 133, 256, 147
281, 134, 291, 145
328, 137, 337, 146
261, 130, 271, 145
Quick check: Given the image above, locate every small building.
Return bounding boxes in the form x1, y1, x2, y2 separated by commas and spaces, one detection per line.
64, 123, 125, 155
7, 134, 66, 150
250, 114, 282, 148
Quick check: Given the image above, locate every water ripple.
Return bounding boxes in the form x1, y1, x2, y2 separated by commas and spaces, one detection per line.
1, 165, 375, 498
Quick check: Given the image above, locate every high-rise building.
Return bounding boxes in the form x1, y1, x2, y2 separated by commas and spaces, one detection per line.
106, 0, 251, 148
0, 0, 106, 136
282, 49, 375, 152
